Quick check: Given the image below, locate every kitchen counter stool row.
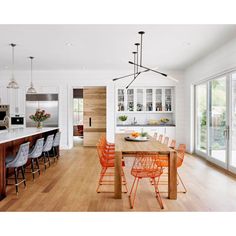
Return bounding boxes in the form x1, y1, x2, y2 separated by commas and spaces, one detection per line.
5, 132, 61, 194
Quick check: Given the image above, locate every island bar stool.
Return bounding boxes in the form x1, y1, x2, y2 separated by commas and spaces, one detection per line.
5, 142, 30, 194
51, 132, 61, 162
28, 138, 44, 180
42, 134, 54, 170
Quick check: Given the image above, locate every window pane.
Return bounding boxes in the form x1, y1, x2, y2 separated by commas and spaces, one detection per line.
231, 73, 236, 167
196, 84, 207, 153
73, 98, 83, 125
209, 77, 226, 163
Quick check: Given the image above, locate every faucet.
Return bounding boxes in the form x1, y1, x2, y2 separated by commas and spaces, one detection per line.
133, 117, 137, 125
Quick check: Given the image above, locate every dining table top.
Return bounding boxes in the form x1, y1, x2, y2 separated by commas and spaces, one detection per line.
115, 134, 175, 153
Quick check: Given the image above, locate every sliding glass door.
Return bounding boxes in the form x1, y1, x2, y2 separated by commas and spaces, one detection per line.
229, 73, 236, 171
195, 72, 236, 172
196, 84, 207, 154
208, 77, 227, 166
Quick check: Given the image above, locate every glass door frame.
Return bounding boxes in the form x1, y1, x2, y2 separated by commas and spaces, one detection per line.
194, 71, 235, 172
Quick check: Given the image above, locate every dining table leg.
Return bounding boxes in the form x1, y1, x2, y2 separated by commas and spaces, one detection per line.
168, 151, 177, 199
114, 151, 122, 199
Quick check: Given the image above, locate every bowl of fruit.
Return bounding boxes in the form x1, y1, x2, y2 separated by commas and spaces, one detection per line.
131, 132, 139, 138
124, 131, 149, 142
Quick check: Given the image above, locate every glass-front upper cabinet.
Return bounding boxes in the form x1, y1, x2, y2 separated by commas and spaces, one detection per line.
146, 89, 153, 111
117, 89, 125, 111
136, 89, 144, 111
164, 88, 172, 111
155, 89, 162, 111
127, 89, 134, 111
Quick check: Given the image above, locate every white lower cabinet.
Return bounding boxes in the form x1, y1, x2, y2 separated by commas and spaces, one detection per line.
116, 126, 176, 140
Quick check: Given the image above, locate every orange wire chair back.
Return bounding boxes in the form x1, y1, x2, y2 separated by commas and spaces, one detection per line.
131, 153, 163, 178
177, 144, 186, 167
96, 136, 115, 167
153, 132, 158, 140
163, 136, 169, 145
158, 134, 163, 143
169, 139, 176, 149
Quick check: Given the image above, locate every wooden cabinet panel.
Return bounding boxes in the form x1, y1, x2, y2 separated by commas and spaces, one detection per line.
83, 87, 106, 146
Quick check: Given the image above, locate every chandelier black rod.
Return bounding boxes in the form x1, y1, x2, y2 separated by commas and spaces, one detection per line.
128, 61, 167, 77
135, 43, 140, 73
139, 31, 145, 66
126, 71, 141, 89
112, 68, 150, 81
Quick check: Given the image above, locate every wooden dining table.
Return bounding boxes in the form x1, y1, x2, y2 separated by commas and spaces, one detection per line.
114, 134, 177, 199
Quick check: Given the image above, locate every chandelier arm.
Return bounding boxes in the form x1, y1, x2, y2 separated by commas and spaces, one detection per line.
128, 61, 167, 77
112, 68, 149, 81
125, 71, 141, 89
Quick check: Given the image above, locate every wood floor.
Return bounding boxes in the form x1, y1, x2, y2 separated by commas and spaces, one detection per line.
1, 142, 236, 211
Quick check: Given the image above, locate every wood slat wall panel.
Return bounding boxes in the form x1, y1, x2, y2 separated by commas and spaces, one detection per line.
83, 87, 106, 146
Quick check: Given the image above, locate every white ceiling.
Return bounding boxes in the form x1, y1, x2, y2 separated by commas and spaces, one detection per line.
0, 24, 236, 71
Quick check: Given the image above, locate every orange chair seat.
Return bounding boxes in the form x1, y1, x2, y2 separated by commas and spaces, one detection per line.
101, 158, 125, 168
157, 154, 183, 168
131, 168, 163, 178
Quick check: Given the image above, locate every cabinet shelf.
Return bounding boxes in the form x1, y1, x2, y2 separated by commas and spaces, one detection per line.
116, 111, 174, 114
116, 87, 175, 113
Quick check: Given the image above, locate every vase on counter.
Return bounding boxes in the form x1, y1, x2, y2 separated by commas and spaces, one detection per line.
36, 121, 43, 129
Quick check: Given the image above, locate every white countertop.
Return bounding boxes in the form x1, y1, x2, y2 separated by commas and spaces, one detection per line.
0, 127, 59, 144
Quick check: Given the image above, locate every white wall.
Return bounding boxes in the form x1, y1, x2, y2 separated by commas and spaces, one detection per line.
0, 69, 185, 149
184, 36, 236, 153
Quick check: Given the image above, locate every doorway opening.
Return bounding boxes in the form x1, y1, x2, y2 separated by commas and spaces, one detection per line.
73, 88, 84, 146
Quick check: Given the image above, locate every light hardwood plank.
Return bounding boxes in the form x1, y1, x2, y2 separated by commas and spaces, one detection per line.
1, 144, 236, 211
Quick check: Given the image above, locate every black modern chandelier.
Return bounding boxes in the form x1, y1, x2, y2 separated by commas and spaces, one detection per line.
113, 31, 178, 89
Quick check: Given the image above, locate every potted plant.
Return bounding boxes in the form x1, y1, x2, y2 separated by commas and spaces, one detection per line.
140, 132, 148, 140
29, 109, 51, 128
118, 115, 128, 125
159, 118, 170, 125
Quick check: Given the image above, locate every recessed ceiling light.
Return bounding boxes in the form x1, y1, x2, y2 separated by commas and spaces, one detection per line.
66, 42, 73, 46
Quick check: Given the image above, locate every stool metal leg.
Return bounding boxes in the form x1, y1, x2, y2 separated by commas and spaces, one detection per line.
36, 158, 40, 176
47, 152, 51, 166
20, 166, 26, 188
14, 167, 19, 194
31, 159, 35, 180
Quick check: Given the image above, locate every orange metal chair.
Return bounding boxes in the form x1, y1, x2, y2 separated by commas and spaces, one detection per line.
129, 153, 164, 209
163, 136, 169, 145
96, 136, 128, 193
158, 134, 163, 143
153, 132, 158, 140
156, 144, 187, 193
169, 139, 176, 149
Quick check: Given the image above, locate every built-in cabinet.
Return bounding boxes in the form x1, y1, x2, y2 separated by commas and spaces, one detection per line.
116, 87, 174, 113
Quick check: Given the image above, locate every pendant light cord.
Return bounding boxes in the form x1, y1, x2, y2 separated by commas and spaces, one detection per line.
31, 57, 33, 85
29, 56, 34, 86
11, 44, 15, 80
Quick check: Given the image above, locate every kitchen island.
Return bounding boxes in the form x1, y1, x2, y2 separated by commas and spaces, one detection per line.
0, 127, 59, 200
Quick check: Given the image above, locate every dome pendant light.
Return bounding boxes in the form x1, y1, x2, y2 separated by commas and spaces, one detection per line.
7, 43, 19, 89
27, 56, 37, 94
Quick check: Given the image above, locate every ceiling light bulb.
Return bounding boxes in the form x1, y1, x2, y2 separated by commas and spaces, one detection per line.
167, 75, 179, 82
